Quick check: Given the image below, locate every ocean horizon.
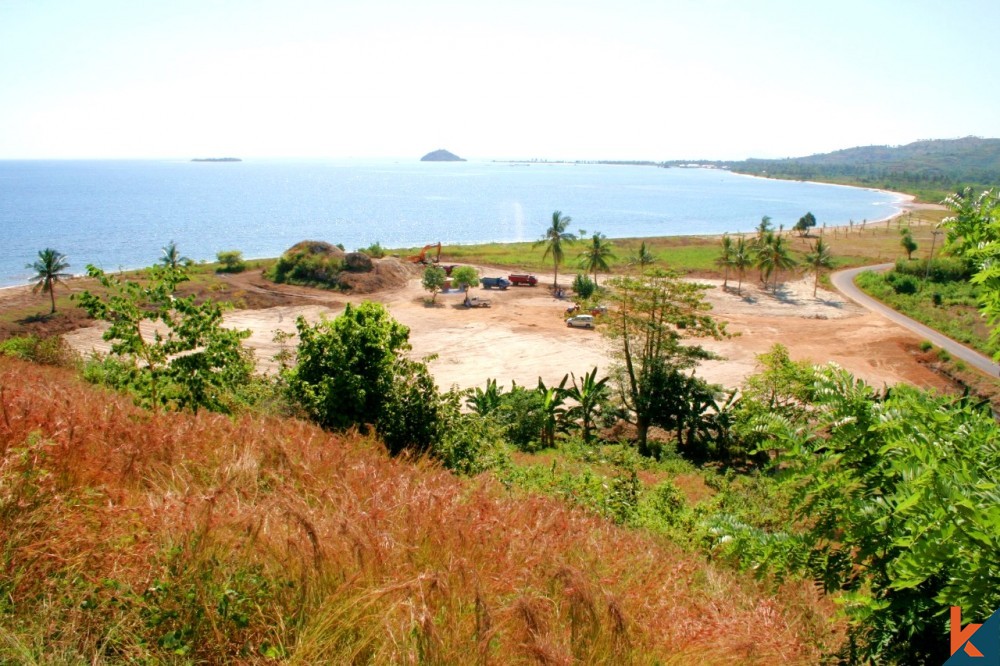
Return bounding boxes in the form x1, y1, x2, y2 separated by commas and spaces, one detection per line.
0, 159, 905, 288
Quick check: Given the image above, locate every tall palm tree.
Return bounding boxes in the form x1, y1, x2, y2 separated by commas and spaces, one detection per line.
534, 211, 576, 288
732, 235, 753, 295
27, 248, 71, 314
578, 232, 615, 286
805, 237, 835, 297
716, 234, 734, 289
160, 240, 190, 269
756, 234, 796, 292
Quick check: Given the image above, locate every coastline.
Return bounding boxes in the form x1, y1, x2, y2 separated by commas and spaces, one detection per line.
0, 164, 925, 290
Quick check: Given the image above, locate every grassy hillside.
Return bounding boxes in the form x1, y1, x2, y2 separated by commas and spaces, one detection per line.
665, 136, 1000, 202
0, 357, 842, 663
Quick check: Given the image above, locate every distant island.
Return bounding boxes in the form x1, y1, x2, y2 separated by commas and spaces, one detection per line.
191, 157, 242, 162
420, 149, 465, 162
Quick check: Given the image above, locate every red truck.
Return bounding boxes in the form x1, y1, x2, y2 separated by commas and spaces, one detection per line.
508, 273, 538, 287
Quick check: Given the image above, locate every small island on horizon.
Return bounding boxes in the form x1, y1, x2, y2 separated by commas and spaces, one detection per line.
420, 149, 465, 162
191, 157, 242, 162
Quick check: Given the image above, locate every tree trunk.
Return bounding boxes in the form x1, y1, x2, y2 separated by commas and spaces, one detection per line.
636, 414, 652, 457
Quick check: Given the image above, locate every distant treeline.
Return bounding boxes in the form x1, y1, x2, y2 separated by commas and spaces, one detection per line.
662, 136, 1000, 202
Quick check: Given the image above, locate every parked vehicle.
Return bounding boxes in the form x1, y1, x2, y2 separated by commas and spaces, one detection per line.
508, 273, 538, 287
480, 277, 511, 290
566, 314, 595, 329
464, 296, 491, 308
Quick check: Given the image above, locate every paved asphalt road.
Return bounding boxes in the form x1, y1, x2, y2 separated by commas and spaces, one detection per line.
830, 264, 1000, 377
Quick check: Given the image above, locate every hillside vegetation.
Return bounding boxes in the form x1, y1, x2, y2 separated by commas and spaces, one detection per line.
0, 357, 840, 663
665, 136, 1000, 202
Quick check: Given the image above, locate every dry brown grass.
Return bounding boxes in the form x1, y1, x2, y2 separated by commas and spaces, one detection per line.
0, 357, 844, 662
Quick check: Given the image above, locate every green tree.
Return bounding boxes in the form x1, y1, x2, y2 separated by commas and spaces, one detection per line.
77, 264, 253, 412
377, 357, 443, 455
604, 271, 726, 455
563, 367, 610, 444
756, 233, 796, 292
755, 215, 773, 236
27, 248, 70, 314
286, 302, 410, 430
160, 241, 190, 269
804, 237, 834, 297
793, 211, 817, 236
537, 375, 569, 449
466, 378, 504, 415
629, 241, 655, 270
716, 234, 734, 289
216, 249, 246, 273
450, 265, 480, 305
422, 264, 447, 302
900, 227, 918, 260
534, 210, 577, 288
740, 366, 1000, 663
943, 187, 1000, 357
731, 235, 753, 295
578, 231, 615, 285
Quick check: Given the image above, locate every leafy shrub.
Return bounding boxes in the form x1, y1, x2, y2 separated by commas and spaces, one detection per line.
359, 241, 386, 258
215, 249, 246, 273
573, 273, 597, 300
919, 340, 933, 352
889, 273, 918, 294
894, 256, 972, 282
495, 384, 546, 452
0, 335, 74, 366
433, 397, 511, 475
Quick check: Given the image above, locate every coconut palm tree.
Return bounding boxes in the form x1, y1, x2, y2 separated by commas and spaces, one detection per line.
27, 248, 71, 314
805, 237, 835, 297
160, 241, 190, 269
716, 234, 734, 289
578, 232, 615, 286
732, 235, 753, 295
756, 234, 796, 292
534, 211, 576, 288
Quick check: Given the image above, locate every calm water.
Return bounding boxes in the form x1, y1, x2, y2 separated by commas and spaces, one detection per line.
0, 159, 904, 288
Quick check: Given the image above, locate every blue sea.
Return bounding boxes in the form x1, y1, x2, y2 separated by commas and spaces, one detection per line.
0, 159, 904, 288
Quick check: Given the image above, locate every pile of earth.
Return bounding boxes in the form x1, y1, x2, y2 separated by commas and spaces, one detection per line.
270, 240, 419, 294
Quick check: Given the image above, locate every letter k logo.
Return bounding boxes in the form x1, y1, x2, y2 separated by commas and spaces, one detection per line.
952, 606, 984, 658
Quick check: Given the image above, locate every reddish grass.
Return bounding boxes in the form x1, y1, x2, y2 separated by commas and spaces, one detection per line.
0, 357, 844, 663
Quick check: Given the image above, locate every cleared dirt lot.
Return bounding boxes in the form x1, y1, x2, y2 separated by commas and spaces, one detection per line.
62, 265, 953, 394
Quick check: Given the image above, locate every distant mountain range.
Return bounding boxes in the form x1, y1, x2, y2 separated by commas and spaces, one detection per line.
663, 137, 1000, 201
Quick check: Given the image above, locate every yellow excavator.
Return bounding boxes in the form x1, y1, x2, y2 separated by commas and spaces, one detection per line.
407, 242, 441, 264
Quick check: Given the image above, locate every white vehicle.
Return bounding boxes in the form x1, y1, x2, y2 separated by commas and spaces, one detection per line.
566, 314, 595, 329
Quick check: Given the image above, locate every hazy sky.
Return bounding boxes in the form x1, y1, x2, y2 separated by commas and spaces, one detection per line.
1, 0, 998, 161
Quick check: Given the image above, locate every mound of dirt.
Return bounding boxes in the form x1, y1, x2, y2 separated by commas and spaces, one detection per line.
283, 240, 345, 258
337, 257, 420, 293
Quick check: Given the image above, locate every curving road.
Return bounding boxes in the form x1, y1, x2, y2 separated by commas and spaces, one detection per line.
830, 264, 1000, 377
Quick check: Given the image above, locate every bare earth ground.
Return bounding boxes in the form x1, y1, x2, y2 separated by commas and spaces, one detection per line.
59, 265, 953, 394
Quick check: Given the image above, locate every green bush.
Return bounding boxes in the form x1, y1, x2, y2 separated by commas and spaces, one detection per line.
889, 273, 918, 294
495, 385, 546, 452
215, 250, 246, 273
0, 335, 74, 366
359, 241, 386, 259
894, 256, 972, 282
270, 248, 344, 287
572, 273, 597, 300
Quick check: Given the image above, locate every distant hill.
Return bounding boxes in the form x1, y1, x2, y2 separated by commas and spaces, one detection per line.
421, 149, 466, 162
191, 157, 242, 162
664, 137, 1000, 201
